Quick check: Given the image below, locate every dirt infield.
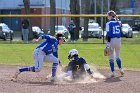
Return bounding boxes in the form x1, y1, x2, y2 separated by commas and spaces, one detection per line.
0, 65, 140, 93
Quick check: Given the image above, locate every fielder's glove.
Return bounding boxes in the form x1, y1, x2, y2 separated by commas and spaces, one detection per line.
104, 46, 113, 56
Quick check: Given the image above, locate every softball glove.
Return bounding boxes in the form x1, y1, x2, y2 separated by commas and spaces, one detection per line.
104, 46, 113, 56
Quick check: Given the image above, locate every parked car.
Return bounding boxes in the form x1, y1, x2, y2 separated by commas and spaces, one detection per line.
0, 23, 14, 40
81, 23, 103, 38
48, 25, 69, 39
32, 26, 44, 39
121, 24, 133, 38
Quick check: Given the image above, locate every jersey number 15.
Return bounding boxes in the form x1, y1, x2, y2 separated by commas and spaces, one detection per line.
113, 25, 120, 34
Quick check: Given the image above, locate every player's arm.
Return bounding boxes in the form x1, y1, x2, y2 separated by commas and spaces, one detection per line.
60, 62, 73, 80
80, 58, 94, 77
33, 35, 51, 44
61, 70, 72, 79
105, 22, 111, 47
84, 64, 93, 76
32, 36, 42, 44
105, 22, 111, 42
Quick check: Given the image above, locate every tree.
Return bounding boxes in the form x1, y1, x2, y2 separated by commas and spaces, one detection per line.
50, 0, 56, 36
70, 0, 80, 40
23, 0, 33, 40
82, 0, 91, 41
23, 0, 30, 14
110, 0, 117, 11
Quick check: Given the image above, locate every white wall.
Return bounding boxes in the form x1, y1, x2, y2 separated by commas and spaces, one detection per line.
56, 0, 70, 10
0, 0, 70, 10
0, 0, 22, 9
41, 0, 70, 10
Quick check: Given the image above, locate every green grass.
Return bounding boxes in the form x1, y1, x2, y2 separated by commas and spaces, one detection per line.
0, 43, 140, 71
0, 32, 140, 70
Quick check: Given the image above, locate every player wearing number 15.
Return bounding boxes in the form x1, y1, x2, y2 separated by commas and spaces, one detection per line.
105, 10, 124, 77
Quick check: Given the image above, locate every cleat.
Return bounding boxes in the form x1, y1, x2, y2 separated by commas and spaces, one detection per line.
120, 70, 124, 77
50, 76, 56, 82
45, 75, 51, 80
11, 77, 17, 82
110, 73, 115, 78
11, 68, 20, 82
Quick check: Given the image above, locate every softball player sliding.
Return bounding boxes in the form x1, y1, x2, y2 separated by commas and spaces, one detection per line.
11, 33, 65, 82
106, 10, 124, 77
60, 49, 94, 81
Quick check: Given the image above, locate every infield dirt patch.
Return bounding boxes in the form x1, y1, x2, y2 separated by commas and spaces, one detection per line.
0, 65, 140, 93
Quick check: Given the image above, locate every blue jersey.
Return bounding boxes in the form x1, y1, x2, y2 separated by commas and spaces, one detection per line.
106, 18, 122, 38
37, 35, 58, 58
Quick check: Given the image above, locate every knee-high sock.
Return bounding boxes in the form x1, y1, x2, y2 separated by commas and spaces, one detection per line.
109, 59, 114, 73
19, 66, 35, 72
116, 58, 122, 69
52, 63, 58, 77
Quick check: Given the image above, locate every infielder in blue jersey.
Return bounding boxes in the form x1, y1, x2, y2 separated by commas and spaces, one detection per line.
11, 33, 65, 82
106, 10, 124, 77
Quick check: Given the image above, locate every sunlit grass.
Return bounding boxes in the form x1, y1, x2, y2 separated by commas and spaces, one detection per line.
0, 43, 140, 71
0, 32, 139, 70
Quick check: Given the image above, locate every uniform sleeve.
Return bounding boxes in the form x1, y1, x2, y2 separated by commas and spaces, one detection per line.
106, 22, 112, 42
106, 22, 110, 32
41, 35, 51, 41
106, 22, 112, 37
80, 57, 87, 64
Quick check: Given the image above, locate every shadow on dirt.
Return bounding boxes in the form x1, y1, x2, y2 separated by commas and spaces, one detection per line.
104, 76, 122, 83
28, 81, 58, 86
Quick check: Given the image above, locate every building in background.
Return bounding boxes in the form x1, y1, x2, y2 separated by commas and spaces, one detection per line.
0, 0, 140, 33
0, 0, 22, 32
0, 0, 70, 33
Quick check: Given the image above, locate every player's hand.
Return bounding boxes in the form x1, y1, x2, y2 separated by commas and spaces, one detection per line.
32, 39, 39, 44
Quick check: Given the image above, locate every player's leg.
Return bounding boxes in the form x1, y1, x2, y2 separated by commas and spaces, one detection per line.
19, 49, 45, 72
44, 55, 59, 81
109, 39, 115, 77
109, 58, 115, 77
11, 49, 45, 81
115, 38, 124, 76
115, 49, 122, 70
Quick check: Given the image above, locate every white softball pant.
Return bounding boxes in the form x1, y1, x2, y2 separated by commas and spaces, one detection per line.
110, 38, 121, 59
33, 48, 59, 72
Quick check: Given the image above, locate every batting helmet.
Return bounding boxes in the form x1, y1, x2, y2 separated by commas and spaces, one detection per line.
56, 33, 66, 42
68, 49, 78, 59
